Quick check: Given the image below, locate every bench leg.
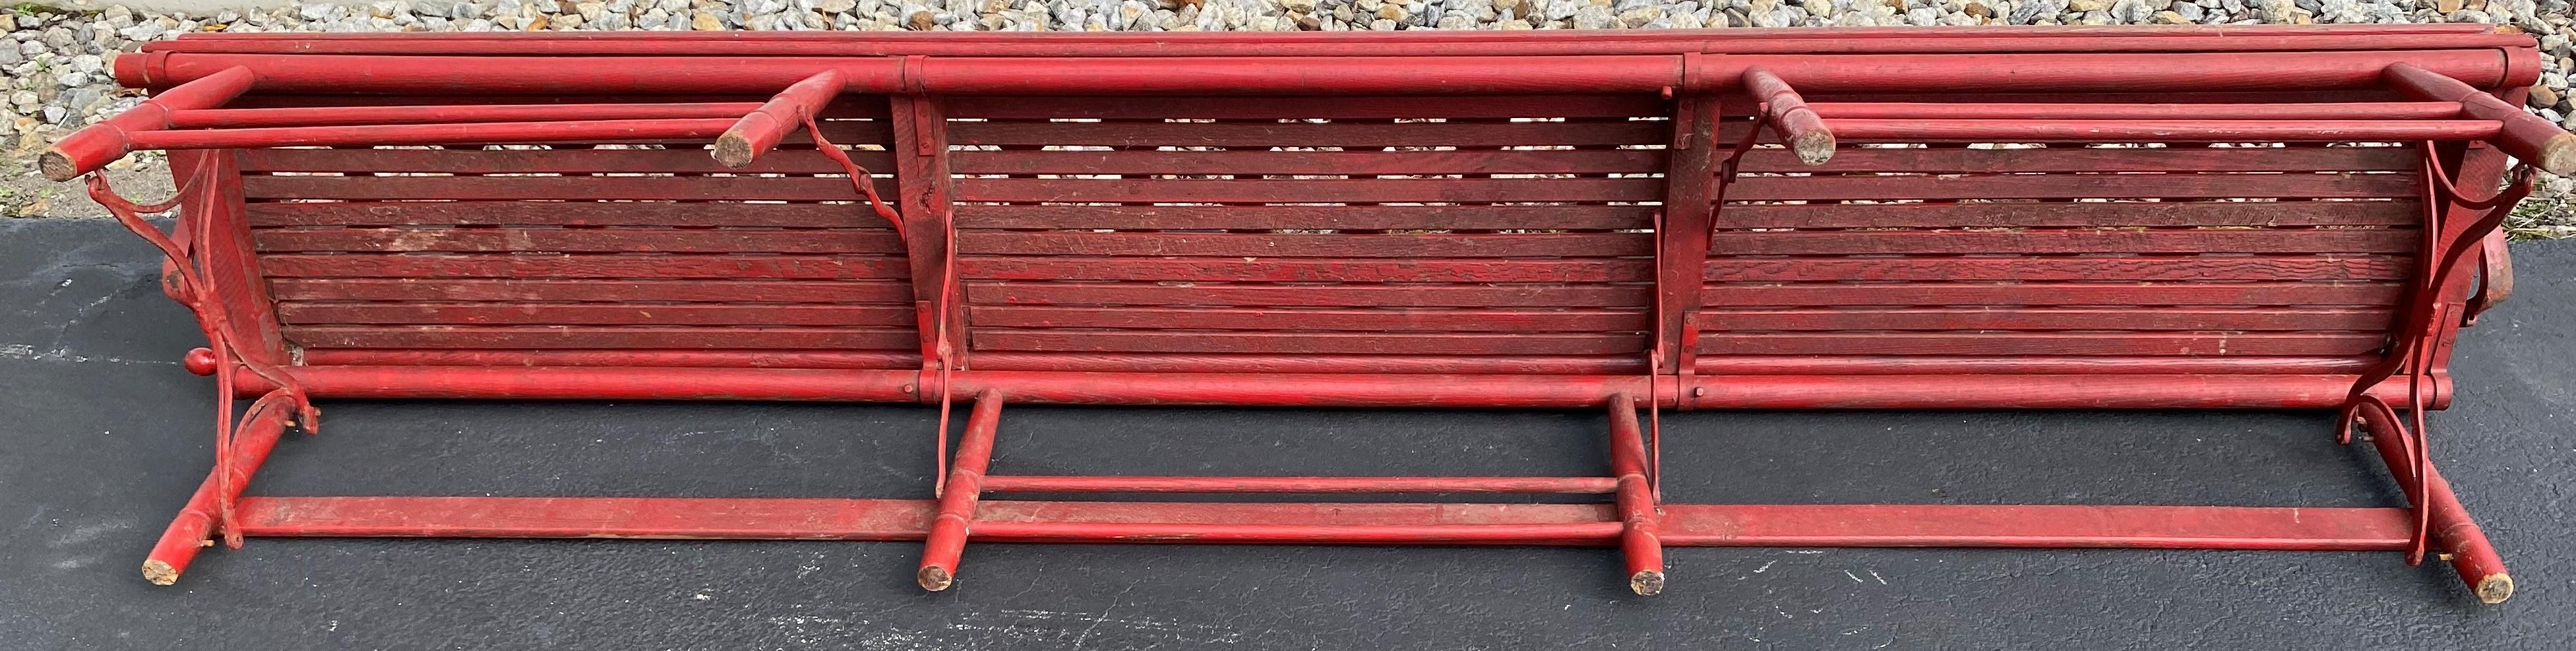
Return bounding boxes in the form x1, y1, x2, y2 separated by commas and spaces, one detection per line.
917, 390, 1004, 591
1606, 394, 1665, 596
2354, 405, 2512, 604
142, 404, 293, 585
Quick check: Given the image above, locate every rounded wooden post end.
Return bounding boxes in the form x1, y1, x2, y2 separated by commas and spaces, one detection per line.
917, 565, 954, 592
182, 348, 218, 376
39, 149, 80, 182
1792, 131, 1837, 166
2476, 573, 2513, 605
710, 134, 758, 169
142, 560, 181, 586
2539, 133, 2575, 177
1629, 570, 1665, 596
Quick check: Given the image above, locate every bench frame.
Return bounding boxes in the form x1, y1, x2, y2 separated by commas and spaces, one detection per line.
61, 26, 2574, 604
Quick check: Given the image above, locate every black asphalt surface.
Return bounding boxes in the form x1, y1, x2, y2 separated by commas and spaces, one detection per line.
3, 218, 2571, 650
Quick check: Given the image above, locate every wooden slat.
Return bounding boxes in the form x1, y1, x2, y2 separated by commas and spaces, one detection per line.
259, 254, 909, 279
942, 94, 1668, 119
1704, 121, 2459, 146
1701, 307, 2389, 332
953, 202, 2420, 231
269, 279, 913, 303
229, 94, 898, 119
247, 202, 890, 228
1723, 173, 2422, 201
1734, 146, 2420, 174
969, 282, 1651, 307
948, 149, 1667, 175
286, 325, 919, 350
293, 349, 921, 369
1702, 255, 2410, 282
1695, 332, 2387, 356
951, 177, 1664, 204
235, 147, 897, 175
1700, 282, 2401, 307
967, 306, 1647, 332
1707, 229, 2415, 255
952, 204, 1655, 230
276, 302, 915, 326
958, 232, 1651, 258
946, 120, 1670, 147
253, 228, 904, 254
963, 257, 1651, 283
241, 175, 901, 201
1718, 201, 2420, 228
972, 330, 1645, 355
224, 119, 890, 147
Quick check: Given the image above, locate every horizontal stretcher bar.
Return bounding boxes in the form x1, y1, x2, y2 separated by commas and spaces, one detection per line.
228, 497, 2418, 551
976, 476, 1621, 494
123, 118, 740, 150
1808, 101, 2467, 120
117, 50, 2522, 94
214, 366, 2451, 410
164, 102, 764, 128
286, 351, 2391, 377
125, 36, 2538, 58
1827, 119, 2501, 142
158, 24, 2506, 41
137, 25, 2525, 57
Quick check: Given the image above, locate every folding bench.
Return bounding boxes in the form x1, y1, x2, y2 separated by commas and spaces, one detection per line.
53, 26, 2571, 603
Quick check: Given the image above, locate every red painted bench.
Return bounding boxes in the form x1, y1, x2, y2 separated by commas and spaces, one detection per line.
55, 26, 2571, 603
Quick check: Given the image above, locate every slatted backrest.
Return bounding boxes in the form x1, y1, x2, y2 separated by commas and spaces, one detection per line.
235, 96, 919, 367
1698, 93, 2426, 375
944, 94, 1672, 372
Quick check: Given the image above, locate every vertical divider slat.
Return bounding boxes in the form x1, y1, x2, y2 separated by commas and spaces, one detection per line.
892, 93, 962, 377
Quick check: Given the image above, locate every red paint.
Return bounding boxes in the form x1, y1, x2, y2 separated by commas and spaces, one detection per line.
1827, 118, 2501, 142
978, 476, 1620, 494
141, 406, 290, 585
2385, 62, 2576, 174
917, 390, 1001, 590
41, 65, 251, 180
115, 51, 2515, 96
166, 102, 763, 127
221, 368, 2449, 410
127, 117, 741, 150
1742, 67, 1833, 164
1810, 100, 2463, 119
227, 497, 2419, 551
78, 28, 2566, 602
1605, 394, 1665, 594
714, 69, 844, 167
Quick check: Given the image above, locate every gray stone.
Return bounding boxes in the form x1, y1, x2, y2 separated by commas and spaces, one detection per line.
2011, 0, 2067, 22
1571, 3, 1615, 26
65, 88, 100, 112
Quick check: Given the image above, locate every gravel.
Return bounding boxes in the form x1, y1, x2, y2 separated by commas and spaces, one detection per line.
3, 0, 2573, 226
